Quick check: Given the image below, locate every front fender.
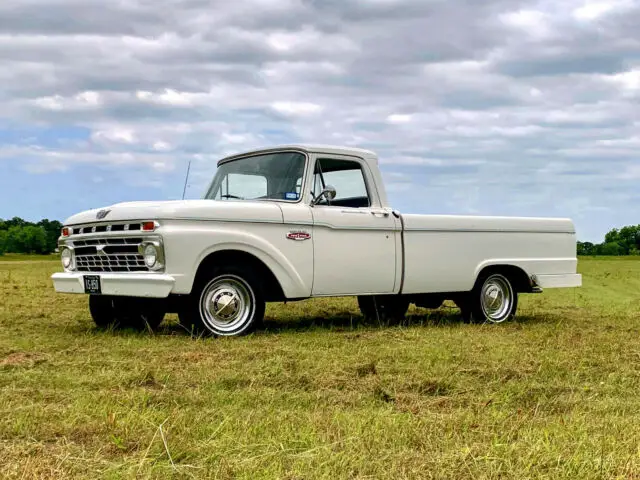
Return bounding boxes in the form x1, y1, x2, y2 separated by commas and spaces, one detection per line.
162, 222, 312, 298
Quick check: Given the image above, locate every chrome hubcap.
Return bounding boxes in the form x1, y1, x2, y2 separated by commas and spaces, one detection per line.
200, 275, 254, 334
480, 275, 512, 322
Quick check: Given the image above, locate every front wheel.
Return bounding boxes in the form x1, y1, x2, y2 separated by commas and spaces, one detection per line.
179, 266, 265, 337
89, 296, 165, 331
457, 273, 518, 324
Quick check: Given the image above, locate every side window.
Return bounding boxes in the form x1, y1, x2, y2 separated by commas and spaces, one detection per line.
314, 158, 371, 208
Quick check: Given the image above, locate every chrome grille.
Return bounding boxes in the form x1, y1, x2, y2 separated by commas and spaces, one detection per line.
73, 237, 148, 273
71, 223, 142, 235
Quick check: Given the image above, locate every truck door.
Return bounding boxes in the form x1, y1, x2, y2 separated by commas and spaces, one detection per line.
310, 156, 400, 296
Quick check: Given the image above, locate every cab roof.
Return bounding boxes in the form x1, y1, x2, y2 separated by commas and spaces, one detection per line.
217, 144, 379, 166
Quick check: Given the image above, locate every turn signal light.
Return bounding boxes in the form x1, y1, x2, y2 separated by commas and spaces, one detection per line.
142, 221, 156, 232
61, 227, 70, 237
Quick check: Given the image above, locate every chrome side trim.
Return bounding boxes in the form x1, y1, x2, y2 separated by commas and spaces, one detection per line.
150, 217, 399, 231
161, 217, 283, 225
312, 222, 401, 231
403, 228, 576, 234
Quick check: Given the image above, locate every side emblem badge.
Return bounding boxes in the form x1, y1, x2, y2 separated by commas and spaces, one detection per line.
96, 209, 111, 220
287, 230, 311, 241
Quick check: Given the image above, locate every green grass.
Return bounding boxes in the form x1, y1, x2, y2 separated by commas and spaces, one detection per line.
0, 253, 59, 262
0, 257, 638, 479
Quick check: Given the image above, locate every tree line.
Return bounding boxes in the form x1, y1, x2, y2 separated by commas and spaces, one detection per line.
577, 225, 640, 256
1, 216, 638, 256
0, 218, 62, 255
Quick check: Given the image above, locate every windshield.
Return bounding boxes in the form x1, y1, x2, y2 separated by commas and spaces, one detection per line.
205, 151, 306, 201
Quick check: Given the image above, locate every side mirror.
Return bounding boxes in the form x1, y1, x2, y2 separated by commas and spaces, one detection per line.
311, 185, 337, 206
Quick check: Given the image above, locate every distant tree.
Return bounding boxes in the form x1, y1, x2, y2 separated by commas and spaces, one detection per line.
5, 226, 23, 253
25, 226, 48, 254
0, 217, 62, 254
596, 241, 626, 256
604, 228, 619, 244
618, 225, 640, 252
4, 217, 27, 229
5, 225, 48, 254
603, 225, 640, 254
0, 230, 6, 255
577, 241, 596, 256
38, 219, 63, 253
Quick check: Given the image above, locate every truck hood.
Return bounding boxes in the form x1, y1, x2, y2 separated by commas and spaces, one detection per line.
64, 200, 284, 225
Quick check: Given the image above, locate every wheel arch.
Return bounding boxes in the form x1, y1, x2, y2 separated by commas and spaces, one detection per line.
194, 249, 288, 302
474, 263, 533, 293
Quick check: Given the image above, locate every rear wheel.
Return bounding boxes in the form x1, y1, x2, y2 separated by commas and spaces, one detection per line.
89, 296, 165, 331
357, 295, 410, 322
456, 273, 518, 323
179, 265, 265, 337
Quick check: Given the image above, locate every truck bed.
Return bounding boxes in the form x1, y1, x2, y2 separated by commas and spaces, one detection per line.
400, 214, 579, 294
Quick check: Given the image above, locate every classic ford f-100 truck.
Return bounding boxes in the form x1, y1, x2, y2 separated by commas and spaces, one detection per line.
52, 144, 582, 336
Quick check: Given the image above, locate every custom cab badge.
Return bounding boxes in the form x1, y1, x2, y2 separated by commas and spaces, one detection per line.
286, 230, 311, 241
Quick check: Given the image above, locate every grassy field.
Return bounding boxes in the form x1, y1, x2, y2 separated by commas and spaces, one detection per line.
0, 257, 638, 479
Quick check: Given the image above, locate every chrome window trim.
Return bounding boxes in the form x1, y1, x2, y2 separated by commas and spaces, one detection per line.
204, 149, 310, 205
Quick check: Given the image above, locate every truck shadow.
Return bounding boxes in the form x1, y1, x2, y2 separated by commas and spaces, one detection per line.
148, 308, 545, 337
258, 311, 544, 334
261, 310, 464, 332
81, 309, 545, 337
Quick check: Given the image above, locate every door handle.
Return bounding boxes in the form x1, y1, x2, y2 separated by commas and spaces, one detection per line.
370, 209, 390, 217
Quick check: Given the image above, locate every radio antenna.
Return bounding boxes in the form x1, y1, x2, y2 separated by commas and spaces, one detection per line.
181, 160, 192, 200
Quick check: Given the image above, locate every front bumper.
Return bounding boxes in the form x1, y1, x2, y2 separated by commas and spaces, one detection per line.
51, 273, 175, 298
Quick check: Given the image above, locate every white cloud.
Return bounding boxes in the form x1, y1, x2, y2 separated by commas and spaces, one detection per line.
33, 95, 65, 110
499, 10, 550, 37
603, 69, 640, 93
92, 128, 137, 145
387, 114, 412, 124
32, 91, 103, 111
270, 101, 323, 116
152, 141, 171, 151
136, 89, 209, 106
0, 144, 180, 173
572, 0, 635, 21
75, 91, 101, 105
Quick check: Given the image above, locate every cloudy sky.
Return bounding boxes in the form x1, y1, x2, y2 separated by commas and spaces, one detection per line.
1, 0, 639, 241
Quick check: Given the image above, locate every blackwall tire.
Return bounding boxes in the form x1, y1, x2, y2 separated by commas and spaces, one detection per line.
89, 295, 118, 329
179, 265, 265, 337
89, 296, 165, 331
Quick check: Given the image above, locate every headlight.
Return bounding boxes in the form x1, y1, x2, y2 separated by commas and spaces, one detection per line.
61, 248, 74, 270
143, 244, 158, 268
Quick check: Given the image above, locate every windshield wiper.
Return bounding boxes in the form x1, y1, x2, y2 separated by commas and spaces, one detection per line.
220, 194, 244, 200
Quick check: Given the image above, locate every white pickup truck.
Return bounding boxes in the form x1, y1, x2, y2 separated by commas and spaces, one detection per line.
52, 144, 582, 336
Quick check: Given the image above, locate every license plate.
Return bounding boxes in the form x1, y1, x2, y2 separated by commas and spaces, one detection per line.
83, 275, 102, 294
